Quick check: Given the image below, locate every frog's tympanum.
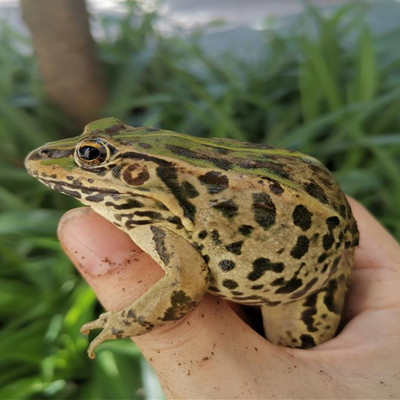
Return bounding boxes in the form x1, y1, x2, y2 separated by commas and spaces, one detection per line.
25, 118, 359, 358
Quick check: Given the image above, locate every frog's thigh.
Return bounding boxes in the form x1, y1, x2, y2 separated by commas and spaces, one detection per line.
81, 226, 210, 358
261, 270, 349, 349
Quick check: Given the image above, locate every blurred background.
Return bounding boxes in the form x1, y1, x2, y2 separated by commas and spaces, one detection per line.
1, 0, 400, 398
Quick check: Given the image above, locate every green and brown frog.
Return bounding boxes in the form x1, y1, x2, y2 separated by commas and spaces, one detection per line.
25, 118, 359, 358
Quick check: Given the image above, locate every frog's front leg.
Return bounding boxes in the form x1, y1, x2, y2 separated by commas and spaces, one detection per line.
81, 226, 210, 358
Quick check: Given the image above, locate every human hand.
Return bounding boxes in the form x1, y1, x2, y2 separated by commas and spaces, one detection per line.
58, 198, 400, 399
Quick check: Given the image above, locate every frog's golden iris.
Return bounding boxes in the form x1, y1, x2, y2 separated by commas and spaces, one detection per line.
25, 118, 359, 358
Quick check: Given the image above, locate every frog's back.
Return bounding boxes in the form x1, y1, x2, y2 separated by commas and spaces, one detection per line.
114, 126, 354, 227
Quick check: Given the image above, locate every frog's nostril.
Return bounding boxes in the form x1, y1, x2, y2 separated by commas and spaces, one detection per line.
39, 148, 50, 158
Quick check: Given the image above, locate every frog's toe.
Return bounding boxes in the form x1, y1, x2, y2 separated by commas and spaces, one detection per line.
81, 312, 128, 358
85, 328, 115, 359
80, 312, 108, 334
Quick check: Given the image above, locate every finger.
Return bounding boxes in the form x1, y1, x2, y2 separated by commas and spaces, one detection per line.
58, 208, 295, 398
343, 198, 400, 318
57, 207, 165, 312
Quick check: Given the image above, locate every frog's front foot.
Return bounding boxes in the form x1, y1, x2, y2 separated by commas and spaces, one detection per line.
80, 311, 123, 359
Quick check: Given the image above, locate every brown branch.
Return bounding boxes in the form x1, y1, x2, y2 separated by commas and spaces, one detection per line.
21, 0, 107, 126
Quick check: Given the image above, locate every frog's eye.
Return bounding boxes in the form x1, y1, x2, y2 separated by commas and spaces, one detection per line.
75, 139, 112, 166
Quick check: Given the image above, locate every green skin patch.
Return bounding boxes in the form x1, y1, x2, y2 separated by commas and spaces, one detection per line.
41, 157, 76, 170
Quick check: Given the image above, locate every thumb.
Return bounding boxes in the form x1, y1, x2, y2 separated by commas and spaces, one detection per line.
57, 207, 285, 398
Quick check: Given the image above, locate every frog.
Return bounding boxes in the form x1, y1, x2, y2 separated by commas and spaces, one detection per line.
25, 117, 359, 358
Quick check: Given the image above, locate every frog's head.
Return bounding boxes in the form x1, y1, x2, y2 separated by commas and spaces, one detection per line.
25, 118, 193, 228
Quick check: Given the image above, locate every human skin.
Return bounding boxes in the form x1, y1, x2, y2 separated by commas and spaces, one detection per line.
58, 198, 400, 399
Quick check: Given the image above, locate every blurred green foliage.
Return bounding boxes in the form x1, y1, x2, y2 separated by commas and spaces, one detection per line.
0, 1, 399, 398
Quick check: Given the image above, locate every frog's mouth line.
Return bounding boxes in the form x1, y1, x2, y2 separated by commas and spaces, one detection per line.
37, 177, 121, 200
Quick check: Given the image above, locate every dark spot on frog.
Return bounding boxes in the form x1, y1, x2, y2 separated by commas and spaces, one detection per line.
219, 259, 236, 272
304, 181, 328, 204
80, 165, 108, 175
321, 263, 329, 273
104, 122, 126, 135
225, 241, 243, 255
252, 192, 276, 229
300, 293, 318, 332
247, 258, 284, 281
215, 147, 230, 155
318, 253, 328, 263
30, 148, 74, 160
338, 204, 346, 219
165, 144, 201, 159
211, 158, 232, 170
350, 222, 359, 246
290, 235, 310, 259
53, 184, 82, 199
123, 163, 150, 186
167, 216, 183, 228
198, 171, 229, 194
165, 144, 232, 170
208, 286, 220, 292
269, 181, 284, 195
231, 291, 243, 296
161, 290, 198, 321
329, 256, 341, 277
222, 279, 239, 289
241, 159, 290, 180
238, 224, 254, 236
155, 201, 169, 211
275, 277, 303, 294
202, 254, 210, 264
212, 199, 239, 219
139, 142, 152, 149
351, 236, 359, 247
251, 284, 264, 290
323, 279, 339, 313
326, 216, 340, 230
85, 193, 105, 202
194, 242, 204, 251
105, 199, 144, 209
150, 226, 171, 265
271, 277, 285, 286
322, 233, 335, 250
211, 230, 221, 245
290, 277, 318, 300
299, 334, 316, 349
198, 230, 208, 239
156, 163, 197, 222
125, 219, 154, 227
112, 162, 127, 179
181, 181, 199, 198
292, 205, 313, 231
135, 210, 162, 220
111, 327, 124, 338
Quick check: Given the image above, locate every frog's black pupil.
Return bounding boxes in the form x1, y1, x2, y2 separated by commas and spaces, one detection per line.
79, 146, 100, 160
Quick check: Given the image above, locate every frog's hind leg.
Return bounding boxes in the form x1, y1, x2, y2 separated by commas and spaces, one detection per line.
261, 269, 350, 348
